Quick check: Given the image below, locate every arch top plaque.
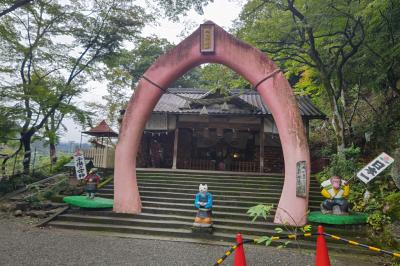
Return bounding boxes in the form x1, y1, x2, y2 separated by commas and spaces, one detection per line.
200, 23, 215, 53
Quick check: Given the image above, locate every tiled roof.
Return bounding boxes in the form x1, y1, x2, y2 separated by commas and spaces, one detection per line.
151, 88, 325, 119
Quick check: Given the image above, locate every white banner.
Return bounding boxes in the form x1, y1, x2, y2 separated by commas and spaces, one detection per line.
356, 152, 394, 184
74, 150, 87, 180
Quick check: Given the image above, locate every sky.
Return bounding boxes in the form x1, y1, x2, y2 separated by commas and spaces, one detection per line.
61, 0, 244, 143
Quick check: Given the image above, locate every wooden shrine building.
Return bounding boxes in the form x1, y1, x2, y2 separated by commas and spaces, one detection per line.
123, 88, 325, 173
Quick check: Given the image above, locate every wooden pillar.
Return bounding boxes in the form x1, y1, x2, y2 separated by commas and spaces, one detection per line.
172, 128, 179, 169
305, 119, 310, 143
259, 118, 264, 173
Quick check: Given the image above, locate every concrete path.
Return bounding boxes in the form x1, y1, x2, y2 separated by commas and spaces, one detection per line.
0, 215, 388, 266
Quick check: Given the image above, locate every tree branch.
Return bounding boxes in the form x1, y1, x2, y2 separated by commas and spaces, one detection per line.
0, 0, 33, 18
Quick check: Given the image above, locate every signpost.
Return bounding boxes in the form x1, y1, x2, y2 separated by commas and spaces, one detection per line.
74, 150, 87, 180
356, 152, 394, 184
296, 161, 307, 198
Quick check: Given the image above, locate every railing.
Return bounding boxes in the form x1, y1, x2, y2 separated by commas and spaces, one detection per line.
230, 161, 259, 172
177, 159, 260, 172
179, 159, 216, 171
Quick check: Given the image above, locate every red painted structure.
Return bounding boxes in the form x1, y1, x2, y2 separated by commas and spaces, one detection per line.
114, 22, 310, 225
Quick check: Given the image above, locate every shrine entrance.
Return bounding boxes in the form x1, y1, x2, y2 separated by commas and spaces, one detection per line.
113, 22, 310, 226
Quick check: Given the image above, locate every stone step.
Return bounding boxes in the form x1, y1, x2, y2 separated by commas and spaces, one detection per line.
48, 220, 371, 254
136, 173, 319, 186
117, 182, 320, 191
140, 206, 271, 220
135, 195, 322, 207
136, 173, 320, 183
50, 170, 365, 254
136, 171, 319, 184
100, 185, 287, 194
136, 171, 284, 180
54, 214, 309, 242
109, 199, 321, 213
138, 181, 286, 189
119, 180, 318, 190
96, 190, 323, 204
136, 175, 313, 184
58, 212, 367, 238
100, 185, 322, 197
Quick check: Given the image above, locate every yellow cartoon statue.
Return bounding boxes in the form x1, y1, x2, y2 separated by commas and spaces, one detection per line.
320, 175, 350, 215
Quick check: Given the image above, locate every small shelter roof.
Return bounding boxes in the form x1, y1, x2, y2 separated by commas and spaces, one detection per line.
82, 120, 118, 137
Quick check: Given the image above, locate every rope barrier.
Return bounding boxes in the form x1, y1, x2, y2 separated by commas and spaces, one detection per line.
212, 231, 400, 265
213, 239, 254, 266
322, 232, 400, 258
213, 233, 316, 266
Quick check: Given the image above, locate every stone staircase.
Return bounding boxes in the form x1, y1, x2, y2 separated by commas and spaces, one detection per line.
47, 170, 369, 252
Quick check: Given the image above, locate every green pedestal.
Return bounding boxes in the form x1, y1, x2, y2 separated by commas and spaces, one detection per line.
63, 196, 113, 208
308, 211, 368, 225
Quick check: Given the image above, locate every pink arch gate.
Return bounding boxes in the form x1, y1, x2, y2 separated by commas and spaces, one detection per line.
114, 22, 310, 226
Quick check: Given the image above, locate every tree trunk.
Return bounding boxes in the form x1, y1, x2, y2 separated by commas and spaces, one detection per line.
320, 76, 346, 155
50, 142, 57, 164
21, 135, 32, 174
331, 97, 346, 154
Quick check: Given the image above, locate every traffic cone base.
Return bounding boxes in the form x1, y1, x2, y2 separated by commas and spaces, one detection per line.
234, 233, 247, 266
315, 225, 331, 266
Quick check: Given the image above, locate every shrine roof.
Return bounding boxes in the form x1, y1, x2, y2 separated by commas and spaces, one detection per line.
82, 120, 118, 137
150, 88, 326, 119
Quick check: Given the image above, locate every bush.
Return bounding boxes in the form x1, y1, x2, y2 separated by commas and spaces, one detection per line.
385, 193, 400, 220
316, 145, 362, 182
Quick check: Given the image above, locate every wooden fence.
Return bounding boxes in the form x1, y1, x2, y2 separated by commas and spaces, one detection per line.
82, 147, 115, 169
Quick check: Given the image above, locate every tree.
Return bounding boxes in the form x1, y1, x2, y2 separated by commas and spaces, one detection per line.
199, 64, 251, 93
0, 0, 33, 18
236, 0, 366, 154
93, 36, 208, 125
0, 0, 152, 173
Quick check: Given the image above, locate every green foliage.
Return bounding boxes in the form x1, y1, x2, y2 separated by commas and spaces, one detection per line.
51, 155, 72, 174
0, 174, 35, 195
247, 203, 274, 222
255, 236, 273, 246
385, 193, 400, 221
248, 203, 312, 250
151, 0, 212, 20
197, 64, 251, 93
25, 177, 68, 203
316, 145, 361, 182
367, 211, 391, 232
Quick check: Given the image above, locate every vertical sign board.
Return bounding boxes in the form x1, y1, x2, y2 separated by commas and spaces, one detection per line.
200, 24, 215, 53
296, 161, 307, 198
74, 150, 87, 180
357, 152, 394, 184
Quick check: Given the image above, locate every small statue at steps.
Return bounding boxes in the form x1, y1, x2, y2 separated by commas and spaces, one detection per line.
193, 184, 213, 227
84, 168, 100, 199
320, 175, 350, 215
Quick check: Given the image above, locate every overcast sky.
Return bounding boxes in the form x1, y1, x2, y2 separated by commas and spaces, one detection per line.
61, 0, 244, 143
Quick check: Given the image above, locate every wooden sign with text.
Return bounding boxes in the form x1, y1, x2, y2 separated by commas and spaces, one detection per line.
356, 152, 394, 184
200, 24, 215, 53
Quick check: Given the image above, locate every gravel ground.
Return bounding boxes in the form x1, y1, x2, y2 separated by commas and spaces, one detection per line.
0, 214, 391, 266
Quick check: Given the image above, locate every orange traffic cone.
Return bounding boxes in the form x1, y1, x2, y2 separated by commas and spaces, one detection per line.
315, 225, 331, 266
234, 233, 247, 266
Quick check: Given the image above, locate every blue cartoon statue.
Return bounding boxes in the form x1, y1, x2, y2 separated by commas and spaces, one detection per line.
193, 184, 213, 227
